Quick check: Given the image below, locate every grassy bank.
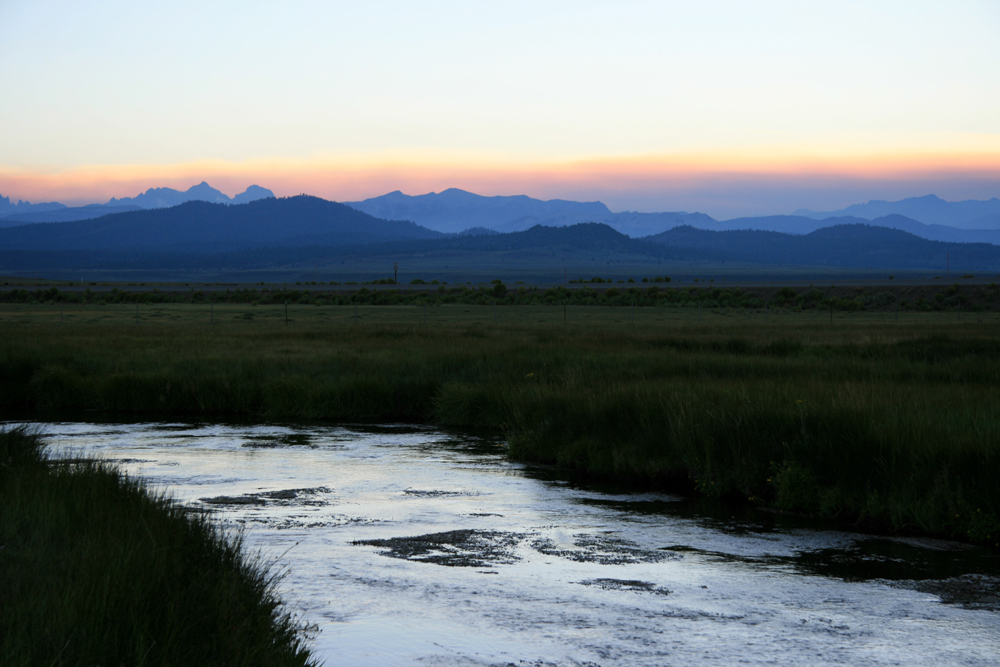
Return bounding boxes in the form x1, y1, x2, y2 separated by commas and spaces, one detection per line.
2, 302, 999, 547
0, 427, 316, 666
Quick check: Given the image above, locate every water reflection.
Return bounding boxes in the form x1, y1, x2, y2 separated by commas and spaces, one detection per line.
19, 420, 1000, 666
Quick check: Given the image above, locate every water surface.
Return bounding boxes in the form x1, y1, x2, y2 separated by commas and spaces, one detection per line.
29, 422, 1000, 666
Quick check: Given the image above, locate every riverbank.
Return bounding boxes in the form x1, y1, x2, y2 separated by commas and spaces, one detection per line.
0, 427, 317, 666
2, 302, 998, 547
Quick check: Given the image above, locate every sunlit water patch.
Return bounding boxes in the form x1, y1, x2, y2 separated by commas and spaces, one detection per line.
19, 421, 1000, 666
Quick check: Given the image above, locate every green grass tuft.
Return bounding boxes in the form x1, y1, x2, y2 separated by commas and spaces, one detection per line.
0, 428, 317, 667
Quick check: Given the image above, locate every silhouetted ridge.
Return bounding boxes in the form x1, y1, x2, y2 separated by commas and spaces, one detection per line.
646, 223, 1000, 269
0, 195, 443, 252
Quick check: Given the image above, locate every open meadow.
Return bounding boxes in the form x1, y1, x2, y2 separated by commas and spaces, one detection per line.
3, 298, 999, 547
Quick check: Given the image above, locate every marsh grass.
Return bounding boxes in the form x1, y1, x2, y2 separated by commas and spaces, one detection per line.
0, 428, 316, 667
2, 303, 999, 546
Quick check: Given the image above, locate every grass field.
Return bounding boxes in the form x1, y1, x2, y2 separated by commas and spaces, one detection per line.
3, 300, 999, 547
0, 427, 317, 667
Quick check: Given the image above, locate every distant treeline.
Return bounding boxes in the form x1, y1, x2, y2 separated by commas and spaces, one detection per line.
5, 282, 1000, 313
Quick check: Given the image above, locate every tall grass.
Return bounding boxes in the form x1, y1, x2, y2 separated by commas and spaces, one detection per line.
0, 427, 317, 667
2, 304, 999, 546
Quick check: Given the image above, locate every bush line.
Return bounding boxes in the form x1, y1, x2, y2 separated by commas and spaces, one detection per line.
6, 282, 1000, 313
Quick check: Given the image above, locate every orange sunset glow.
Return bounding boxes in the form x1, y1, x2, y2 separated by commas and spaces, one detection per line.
2, 149, 998, 218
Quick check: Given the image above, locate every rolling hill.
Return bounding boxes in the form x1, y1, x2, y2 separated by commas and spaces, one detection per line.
646, 224, 1000, 271
0, 195, 443, 252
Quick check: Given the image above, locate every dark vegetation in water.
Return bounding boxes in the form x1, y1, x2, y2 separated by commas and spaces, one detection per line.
1, 302, 999, 549
354, 529, 526, 567
0, 428, 317, 667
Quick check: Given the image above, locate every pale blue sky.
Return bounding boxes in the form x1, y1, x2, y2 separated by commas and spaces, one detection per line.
1, 1, 998, 215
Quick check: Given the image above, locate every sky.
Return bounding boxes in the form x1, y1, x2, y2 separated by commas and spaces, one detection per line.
1, 0, 998, 218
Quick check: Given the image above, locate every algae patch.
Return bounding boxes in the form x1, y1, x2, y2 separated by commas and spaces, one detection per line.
532, 533, 681, 565
353, 529, 525, 567
578, 578, 672, 596
200, 486, 332, 507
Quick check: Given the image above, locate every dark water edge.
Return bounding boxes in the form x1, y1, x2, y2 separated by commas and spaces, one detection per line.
520, 463, 1000, 606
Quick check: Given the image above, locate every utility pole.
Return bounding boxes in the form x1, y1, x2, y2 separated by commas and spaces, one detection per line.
394, 262, 399, 285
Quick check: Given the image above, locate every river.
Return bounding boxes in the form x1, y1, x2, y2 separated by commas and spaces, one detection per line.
27, 421, 1000, 666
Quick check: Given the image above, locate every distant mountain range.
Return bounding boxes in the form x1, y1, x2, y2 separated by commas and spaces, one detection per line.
346, 189, 1000, 244
5, 185, 709, 236
106, 182, 274, 209
0, 195, 68, 220
3, 193, 1000, 278
0, 182, 274, 227
347, 188, 713, 237
794, 194, 1000, 229
5, 184, 1000, 244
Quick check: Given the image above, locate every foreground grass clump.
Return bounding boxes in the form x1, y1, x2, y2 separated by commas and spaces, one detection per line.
2, 303, 999, 546
0, 428, 316, 667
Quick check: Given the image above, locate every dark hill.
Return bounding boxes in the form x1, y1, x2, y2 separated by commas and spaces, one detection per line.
647, 223, 1000, 270
6, 219, 1000, 278
0, 223, 693, 274
319, 222, 698, 261
0, 196, 443, 252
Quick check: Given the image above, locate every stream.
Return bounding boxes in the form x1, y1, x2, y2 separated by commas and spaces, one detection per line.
26, 421, 1000, 666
